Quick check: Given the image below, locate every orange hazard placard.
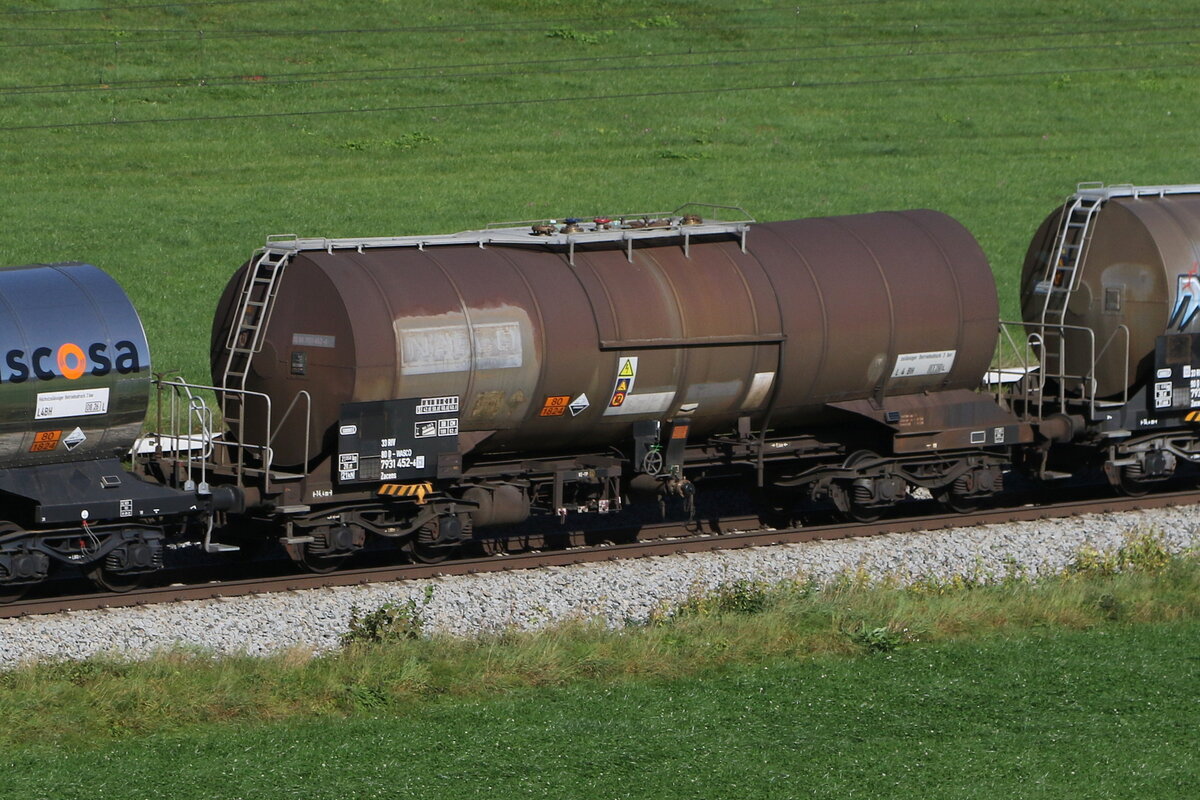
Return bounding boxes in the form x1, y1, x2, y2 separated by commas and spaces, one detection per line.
608, 378, 631, 407
540, 395, 571, 417
30, 430, 62, 452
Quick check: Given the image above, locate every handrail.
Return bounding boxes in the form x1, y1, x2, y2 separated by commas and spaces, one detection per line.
266, 390, 312, 492
149, 377, 312, 494
154, 379, 269, 489
987, 323, 1038, 419
153, 382, 213, 491
993, 320, 1129, 420
484, 202, 755, 230
258, 207, 755, 261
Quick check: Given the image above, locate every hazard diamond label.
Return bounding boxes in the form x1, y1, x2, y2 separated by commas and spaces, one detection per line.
63, 427, 87, 451
608, 357, 638, 408
569, 393, 590, 416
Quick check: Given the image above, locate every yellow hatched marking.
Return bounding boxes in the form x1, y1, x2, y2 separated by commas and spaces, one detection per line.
377, 482, 434, 504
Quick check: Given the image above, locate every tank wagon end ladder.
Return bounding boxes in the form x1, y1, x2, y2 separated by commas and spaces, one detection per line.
1030, 184, 1107, 404
219, 243, 294, 427
1037, 185, 1105, 331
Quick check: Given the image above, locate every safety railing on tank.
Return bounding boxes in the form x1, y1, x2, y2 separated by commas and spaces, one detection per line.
264, 203, 756, 267
988, 321, 1129, 421
144, 378, 311, 496
484, 202, 756, 231
986, 322, 1036, 414
482, 202, 756, 266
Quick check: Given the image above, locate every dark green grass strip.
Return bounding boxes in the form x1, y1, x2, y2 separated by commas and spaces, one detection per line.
2, 621, 1197, 799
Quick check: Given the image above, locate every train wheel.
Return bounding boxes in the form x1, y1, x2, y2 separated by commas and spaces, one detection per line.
0, 584, 29, 604
1116, 472, 1152, 498
85, 564, 145, 593
847, 496, 882, 523
296, 551, 352, 574
401, 540, 450, 564
0, 523, 38, 601
828, 480, 882, 523
400, 521, 465, 564
837, 451, 889, 523
294, 524, 362, 573
935, 488, 980, 514
1111, 453, 1175, 497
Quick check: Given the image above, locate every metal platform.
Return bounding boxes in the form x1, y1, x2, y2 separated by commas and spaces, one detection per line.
1073, 182, 1200, 202
262, 203, 755, 266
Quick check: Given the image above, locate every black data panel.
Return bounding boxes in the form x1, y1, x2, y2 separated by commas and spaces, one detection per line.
336, 396, 459, 483
1152, 334, 1200, 411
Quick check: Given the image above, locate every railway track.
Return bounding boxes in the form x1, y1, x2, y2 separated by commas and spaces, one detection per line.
4, 486, 1197, 619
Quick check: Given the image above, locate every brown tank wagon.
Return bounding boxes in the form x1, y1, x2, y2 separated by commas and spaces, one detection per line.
1010, 183, 1200, 492
189, 205, 1030, 566
214, 208, 1000, 468
1021, 184, 1200, 399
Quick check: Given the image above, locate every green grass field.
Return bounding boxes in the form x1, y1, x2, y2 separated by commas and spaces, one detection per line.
3, 581, 1199, 798
3, 0, 1200, 379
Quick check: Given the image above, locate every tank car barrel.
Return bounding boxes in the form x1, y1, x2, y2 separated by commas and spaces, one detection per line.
214, 209, 998, 470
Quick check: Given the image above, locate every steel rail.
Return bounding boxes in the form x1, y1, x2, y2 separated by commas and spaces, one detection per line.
3, 487, 1197, 619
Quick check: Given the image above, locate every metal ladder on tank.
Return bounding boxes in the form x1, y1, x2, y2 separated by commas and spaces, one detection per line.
218, 245, 294, 483
1034, 190, 1105, 407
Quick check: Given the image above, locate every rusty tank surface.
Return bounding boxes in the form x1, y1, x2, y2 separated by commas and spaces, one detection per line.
214, 208, 998, 468
1020, 185, 1200, 398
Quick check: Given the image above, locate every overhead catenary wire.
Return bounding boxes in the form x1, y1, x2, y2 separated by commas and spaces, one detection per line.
3, 9, 1197, 35
0, 1, 893, 40
0, 60, 1193, 134
1, 38, 1196, 98
0, 0, 880, 28
1, 23, 1195, 96
0, 0, 295, 14
3, 13, 1200, 50
0, 0, 884, 19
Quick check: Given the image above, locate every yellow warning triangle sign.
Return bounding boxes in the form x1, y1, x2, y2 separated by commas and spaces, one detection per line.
618, 359, 635, 378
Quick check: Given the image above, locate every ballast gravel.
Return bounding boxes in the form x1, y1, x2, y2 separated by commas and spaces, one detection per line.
1, 506, 1198, 669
